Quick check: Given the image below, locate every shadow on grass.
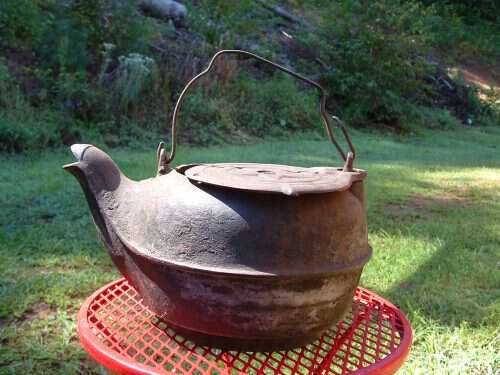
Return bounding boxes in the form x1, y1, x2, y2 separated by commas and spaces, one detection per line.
356, 166, 499, 329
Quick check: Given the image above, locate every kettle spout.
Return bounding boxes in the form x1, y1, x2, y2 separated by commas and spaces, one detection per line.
63, 144, 92, 184
63, 144, 128, 250
63, 144, 124, 192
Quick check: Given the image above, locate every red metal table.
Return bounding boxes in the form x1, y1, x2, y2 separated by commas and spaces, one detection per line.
78, 278, 412, 374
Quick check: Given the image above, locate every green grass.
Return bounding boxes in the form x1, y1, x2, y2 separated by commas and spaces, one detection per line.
1, 126, 499, 374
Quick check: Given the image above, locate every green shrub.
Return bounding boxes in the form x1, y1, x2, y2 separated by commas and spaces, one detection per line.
1, 0, 156, 69
414, 107, 461, 129
297, 0, 436, 128
0, 0, 161, 119
109, 53, 158, 114
178, 73, 321, 145
0, 0, 45, 48
421, 0, 500, 23
0, 113, 57, 152
0, 58, 83, 151
0, 0, 498, 153
0, 60, 27, 112
187, 0, 261, 50
422, 3, 500, 60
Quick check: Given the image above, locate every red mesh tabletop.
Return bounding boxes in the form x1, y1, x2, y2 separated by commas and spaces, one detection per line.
77, 278, 412, 375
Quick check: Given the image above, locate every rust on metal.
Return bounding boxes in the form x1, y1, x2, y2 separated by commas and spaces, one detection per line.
184, 163, 366, 195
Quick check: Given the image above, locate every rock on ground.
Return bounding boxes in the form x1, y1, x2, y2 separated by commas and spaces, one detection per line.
140, 0, 187, 25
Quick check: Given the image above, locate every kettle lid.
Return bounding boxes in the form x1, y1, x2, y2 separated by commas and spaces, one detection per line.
182, 163, 366, 196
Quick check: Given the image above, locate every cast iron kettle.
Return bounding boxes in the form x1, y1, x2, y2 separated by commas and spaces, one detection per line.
64, 50, 372, 351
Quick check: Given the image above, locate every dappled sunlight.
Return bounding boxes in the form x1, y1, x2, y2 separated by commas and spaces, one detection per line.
420, 168, 500, 185
367, 191, 499, 330
362, 232, 441, 291
449, 59, 500, 92
292, 154, 337, 165
405, 321, 499, 373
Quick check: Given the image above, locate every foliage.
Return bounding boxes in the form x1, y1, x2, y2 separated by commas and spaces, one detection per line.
0, 0, 45, 48
0, 0, 498, 152
422, 3, 500, 61
186, 0, 262, 51
0, 0, 161, 116
178, 72, 321, 145
0, 59, 49, 152
421, 0, 500, 23
412, 106, 461, 129
104, 52, 159, 122
296, 0, 437, 128
0, 0, 156, 72
0, 57, 98, 152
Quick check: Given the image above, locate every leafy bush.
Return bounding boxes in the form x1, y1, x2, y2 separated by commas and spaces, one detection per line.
0, 0, 45, 48
421, 0, 500, 23
297, 0, 436, 128
413, 107, 461, 129
0, 0, 498, 152
0, 58, 88, 151
187, 0, 262, 50
0, 0, 161, 115
105, 53, 158, 117
178, 72, 321, 145
422, 3, 500, 60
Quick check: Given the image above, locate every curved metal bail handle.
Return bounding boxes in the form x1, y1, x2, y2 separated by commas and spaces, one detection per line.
162, 49, 355, 166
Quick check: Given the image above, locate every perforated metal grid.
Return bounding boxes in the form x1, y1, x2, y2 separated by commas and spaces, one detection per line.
78, 278, 412, 374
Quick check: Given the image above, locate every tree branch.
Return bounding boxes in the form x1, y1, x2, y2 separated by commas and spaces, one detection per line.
255, 0, 312, 29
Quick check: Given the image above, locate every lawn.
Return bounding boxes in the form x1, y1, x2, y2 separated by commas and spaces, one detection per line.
1, 126, 499, 374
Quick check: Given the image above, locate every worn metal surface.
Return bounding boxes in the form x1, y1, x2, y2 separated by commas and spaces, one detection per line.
184, 162, 367, 196
64, 144, 371, 350
63, 50, 371, 351
157, 49, 356, 173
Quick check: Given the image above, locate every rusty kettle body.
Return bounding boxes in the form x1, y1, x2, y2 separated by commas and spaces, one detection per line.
64, 50, 371, 351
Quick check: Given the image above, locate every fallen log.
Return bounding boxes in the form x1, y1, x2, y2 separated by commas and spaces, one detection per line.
255, 0, 312, 29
